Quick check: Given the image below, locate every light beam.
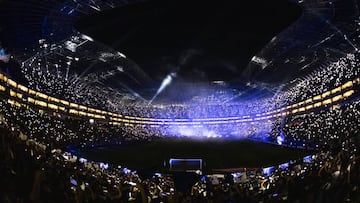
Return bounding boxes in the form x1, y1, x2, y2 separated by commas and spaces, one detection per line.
149, 72, 176, 104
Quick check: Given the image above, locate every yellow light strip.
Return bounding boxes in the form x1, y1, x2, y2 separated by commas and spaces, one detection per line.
0, 72, 358, 125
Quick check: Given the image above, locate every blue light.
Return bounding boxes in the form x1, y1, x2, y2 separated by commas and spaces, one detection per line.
99, 162, 109, 170
79, 158, 87, 163
279, 162, 289, 169
262, 166, 275, 176
67, 9, 75, 15
277, 132, 285, 145
122, 168, 131, 174
59, 6, 67, 12
168, 125, 221, 138
303, 155, 313, 163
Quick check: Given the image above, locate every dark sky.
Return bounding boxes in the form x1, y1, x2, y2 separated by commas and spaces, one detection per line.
76, 0, 302, 82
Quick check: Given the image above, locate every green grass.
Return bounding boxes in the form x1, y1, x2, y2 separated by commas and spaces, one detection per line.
75, 138, 316, 172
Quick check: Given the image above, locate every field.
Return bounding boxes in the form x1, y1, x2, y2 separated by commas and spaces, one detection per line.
74, 138, 316, 172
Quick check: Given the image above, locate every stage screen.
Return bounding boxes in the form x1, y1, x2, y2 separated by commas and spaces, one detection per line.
169, 158, 203, 172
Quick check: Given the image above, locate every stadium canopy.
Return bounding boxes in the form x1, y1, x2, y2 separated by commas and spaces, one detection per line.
0, 0, 359, 103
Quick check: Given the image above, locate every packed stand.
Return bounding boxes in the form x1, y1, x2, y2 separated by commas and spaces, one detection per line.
20, 41, 360, 120
0, 112, 177, 203
1, 99, 360, 202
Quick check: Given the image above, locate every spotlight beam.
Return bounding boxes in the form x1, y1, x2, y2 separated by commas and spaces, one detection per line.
149, 72, 177, 104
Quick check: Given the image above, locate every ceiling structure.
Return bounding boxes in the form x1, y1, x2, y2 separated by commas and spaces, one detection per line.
75, 0, 301, 82
0, 0, 359, 104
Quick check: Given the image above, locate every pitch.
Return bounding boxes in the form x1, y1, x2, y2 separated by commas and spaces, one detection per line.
74, 138, 315, 172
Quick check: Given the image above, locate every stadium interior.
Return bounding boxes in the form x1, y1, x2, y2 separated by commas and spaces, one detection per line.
1, 0, 360, 202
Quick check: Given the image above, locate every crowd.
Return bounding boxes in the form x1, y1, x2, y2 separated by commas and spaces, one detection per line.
189, 147, 360, 202
0, 124, 178, 203
1, 0, 360, 201
276, 53, 360, 105
1, 21, 360, 203
20, 39, 359, 120
0, 99, 165, 149
1, 95, 360, 202
1, 52, 360, 202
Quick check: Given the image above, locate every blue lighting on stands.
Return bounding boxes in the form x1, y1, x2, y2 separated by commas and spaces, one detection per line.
277, 132, 285, 145
262, 166, 275, 176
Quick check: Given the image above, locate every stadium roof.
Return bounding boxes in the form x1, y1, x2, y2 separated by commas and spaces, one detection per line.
75, 0, 301, 82
0, 0, 359, 103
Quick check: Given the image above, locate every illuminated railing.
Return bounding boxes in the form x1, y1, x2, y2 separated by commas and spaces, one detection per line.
0, 72, 359, 126
0, 72, 112, 120
109, 81, 356, 125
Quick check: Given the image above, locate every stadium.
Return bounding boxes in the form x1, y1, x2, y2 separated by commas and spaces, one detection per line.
0, 0, 360, 202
